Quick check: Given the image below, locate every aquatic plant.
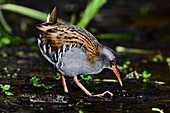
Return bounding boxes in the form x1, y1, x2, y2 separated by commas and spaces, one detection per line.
29, 77, 52, 89
54, 72, 61, 80
0, 0, 132, 49
77, 0, 106, 28
0, 84, 13, 96
138, 70, 151, 82
80, 74, 93, 81
0, 0, 106, 33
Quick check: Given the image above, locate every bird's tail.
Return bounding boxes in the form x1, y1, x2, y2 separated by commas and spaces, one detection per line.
46, 7, 58, 23
35, 7, 58, 33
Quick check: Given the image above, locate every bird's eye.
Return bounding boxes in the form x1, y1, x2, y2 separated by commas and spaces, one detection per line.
110, 59, 116, 66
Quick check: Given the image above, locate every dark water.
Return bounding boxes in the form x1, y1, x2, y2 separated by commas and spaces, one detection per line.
1, 0, 170, 112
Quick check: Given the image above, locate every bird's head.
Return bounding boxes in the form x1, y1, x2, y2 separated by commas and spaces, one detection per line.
100, 47, 123, 86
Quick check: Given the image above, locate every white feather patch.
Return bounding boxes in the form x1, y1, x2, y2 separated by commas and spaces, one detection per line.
37, 39, 54, 65
47, 14, 50, 22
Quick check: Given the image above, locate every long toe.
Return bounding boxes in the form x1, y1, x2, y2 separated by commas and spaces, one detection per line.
92, 91, 113, 97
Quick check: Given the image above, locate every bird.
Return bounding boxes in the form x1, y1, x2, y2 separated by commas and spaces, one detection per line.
35, 7, 123, 97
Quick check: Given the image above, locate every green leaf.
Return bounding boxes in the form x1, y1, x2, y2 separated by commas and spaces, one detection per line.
125, 60, 131, 65
68, 103, 74, 107
55, 73, 61, 80
1, 4, 47, 21
80, 74, 92, 81
96, 33, 134, 40
69, 13, 76, 24
166, 57, 170, 62
166, 57, 170, 67
30, 45, 39, 50
16, 51, 24, 57
3, 85, 11, 90
30, 77, 52, 89
0, 84, 3, 88
0, 37, 11, 45
44, 85, 52, 89
116, 46, 156, 54
5, 91, 13, 96
2, 67, 8, 72
77, 0, 107, 28
1, 30, 21, 46
1, 4, 68, 23
152, 57, 159, 62
143, 78, 149, 83
0, 10, 12, 33
78, 109, 84, 113
30, 77, 40, 83
142, 71, 151, 78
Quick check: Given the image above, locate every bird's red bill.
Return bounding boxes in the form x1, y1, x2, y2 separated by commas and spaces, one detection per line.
112, 66, 123, 86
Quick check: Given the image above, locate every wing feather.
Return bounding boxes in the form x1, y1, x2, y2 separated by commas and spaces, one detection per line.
36, 6, 103, 64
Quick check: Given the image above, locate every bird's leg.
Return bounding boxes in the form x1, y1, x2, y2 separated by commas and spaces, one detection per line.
73, 76, 92, 96
61, 75, 69, 93
73, 76, 113, 97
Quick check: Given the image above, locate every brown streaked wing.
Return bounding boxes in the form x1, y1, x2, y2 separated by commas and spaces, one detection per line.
37, 23, 103, 64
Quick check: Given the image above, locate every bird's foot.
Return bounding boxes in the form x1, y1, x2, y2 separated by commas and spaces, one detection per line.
92, 91, 113, 97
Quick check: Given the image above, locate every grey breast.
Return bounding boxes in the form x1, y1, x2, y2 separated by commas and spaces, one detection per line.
59, 46, 104, 77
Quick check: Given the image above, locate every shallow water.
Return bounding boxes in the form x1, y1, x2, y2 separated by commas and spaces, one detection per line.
0, 38, 170, 113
